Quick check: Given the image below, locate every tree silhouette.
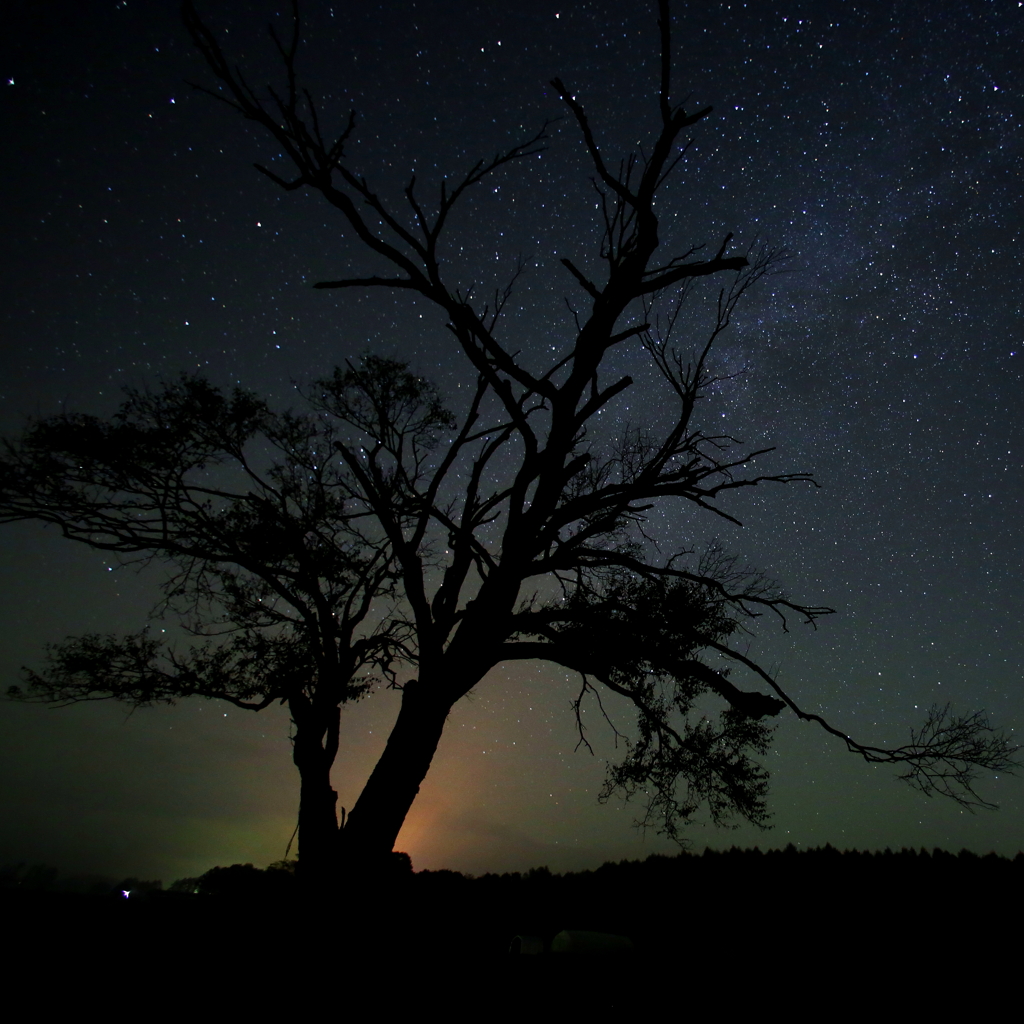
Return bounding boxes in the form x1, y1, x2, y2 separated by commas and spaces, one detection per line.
178, 0, 1017, 868
1, 0, 1016, 883
0, 372, 443, 880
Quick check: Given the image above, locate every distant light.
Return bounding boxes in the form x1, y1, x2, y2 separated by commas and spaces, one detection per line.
122, 890, 130, 899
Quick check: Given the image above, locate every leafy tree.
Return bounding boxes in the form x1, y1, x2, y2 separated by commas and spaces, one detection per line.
0, 373, 443, 879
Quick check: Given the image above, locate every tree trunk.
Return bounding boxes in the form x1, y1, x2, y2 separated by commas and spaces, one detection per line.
290, 703, 341, 885
341, 680, 452, 867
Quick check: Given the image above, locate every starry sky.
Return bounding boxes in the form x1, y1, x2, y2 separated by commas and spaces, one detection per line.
1, 0, 1023, 885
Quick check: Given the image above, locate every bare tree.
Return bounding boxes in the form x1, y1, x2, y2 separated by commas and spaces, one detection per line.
0, 373, 441, 880
174, 0, 1019, 869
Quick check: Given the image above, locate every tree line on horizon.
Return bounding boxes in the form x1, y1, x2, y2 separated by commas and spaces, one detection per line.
4, 842, 1021, 901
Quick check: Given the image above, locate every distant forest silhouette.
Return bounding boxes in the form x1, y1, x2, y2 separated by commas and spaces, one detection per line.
4, 845, 1021, 958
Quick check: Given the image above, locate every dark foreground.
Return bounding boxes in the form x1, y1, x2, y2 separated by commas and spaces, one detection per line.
3, 846, 1020, 1006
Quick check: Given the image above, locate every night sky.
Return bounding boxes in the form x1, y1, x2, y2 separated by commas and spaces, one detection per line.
2, 0, 1023, 885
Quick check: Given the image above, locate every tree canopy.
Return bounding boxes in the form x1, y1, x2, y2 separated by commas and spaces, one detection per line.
0, 371, 422, 876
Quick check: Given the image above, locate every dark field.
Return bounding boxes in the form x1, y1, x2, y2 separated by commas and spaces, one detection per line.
4, 845, 1019, 957
4, 846, 1018, 1010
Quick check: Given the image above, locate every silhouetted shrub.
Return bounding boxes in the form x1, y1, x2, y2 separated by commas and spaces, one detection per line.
191, 862, 296, 898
